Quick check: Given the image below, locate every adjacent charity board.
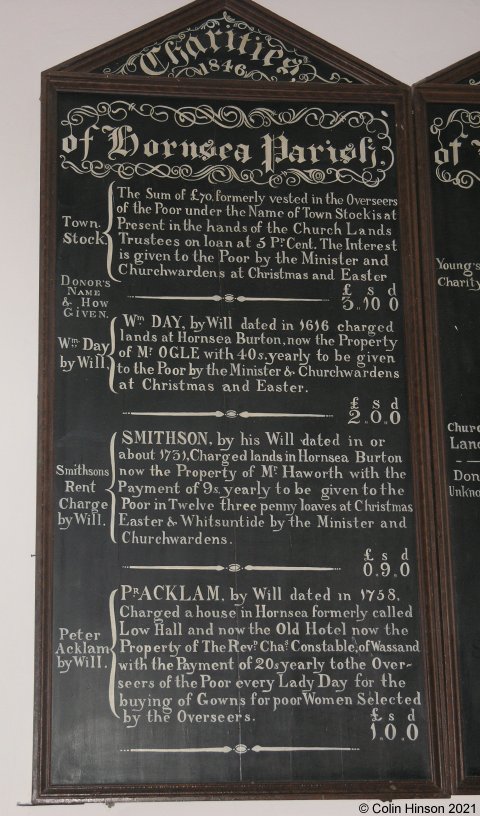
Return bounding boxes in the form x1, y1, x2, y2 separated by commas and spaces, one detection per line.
416, 87, 480, 792
34, 1, 447, 801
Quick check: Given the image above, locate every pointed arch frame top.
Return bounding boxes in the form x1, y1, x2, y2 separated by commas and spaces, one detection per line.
416, 49, 480, 87
44, 0, 403, 86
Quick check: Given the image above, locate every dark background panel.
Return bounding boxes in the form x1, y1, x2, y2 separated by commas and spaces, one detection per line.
44, 90, 431, 790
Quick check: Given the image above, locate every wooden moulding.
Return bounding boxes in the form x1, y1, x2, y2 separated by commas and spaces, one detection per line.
33, 0, 461, 801
414, 82, 480, 795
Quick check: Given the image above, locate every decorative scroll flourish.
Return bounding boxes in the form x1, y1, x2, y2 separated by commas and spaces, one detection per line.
122, 564, 340, 572
60, 102, 394, 188
61, 100, 388, 132
431, 108, 480, 188
61, 157, 387, 188
129, 294, 330, 303
121, 744, 359, 754
100, 11, 354, 84
123, 410, 334, 418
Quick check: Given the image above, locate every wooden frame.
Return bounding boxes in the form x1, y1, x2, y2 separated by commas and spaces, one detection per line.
414, 83, 480, 796
34, 0, 454, 801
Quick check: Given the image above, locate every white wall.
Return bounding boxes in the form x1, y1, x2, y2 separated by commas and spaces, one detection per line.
1, 1, 479, 814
